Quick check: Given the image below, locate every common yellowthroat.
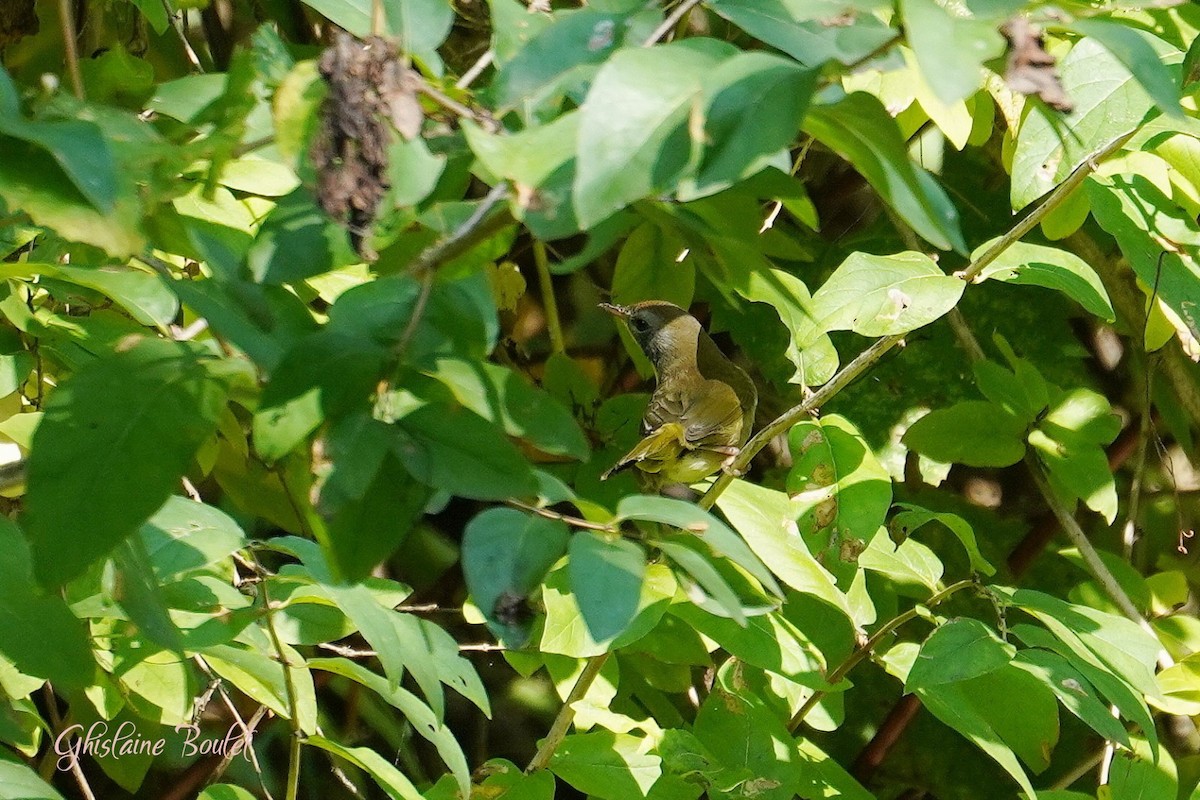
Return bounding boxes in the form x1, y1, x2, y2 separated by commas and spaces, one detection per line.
600, 301, 757, 486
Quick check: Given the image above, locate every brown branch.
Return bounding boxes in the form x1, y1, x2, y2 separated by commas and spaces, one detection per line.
56, 0, 83, 99
507, 499, 617, 533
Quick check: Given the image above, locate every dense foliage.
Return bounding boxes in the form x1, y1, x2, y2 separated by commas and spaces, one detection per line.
2, 0, 1200, 798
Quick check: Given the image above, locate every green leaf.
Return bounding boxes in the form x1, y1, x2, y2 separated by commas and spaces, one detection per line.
693, 681, 806, 799
811, 251, 965, 336
26, 339, 229, 587
691, 52, 816, 193
0, 518, 94, 691
1107, 736, 1178, 800
804, 93, 964, 251
787, 414, 892, 585
204, 642, 318, 733
253, 330, 387, 462
2, 263, 178, 329
1031, 388, 1121, 522
541, 561, 675, 657
657, 538, 748, 625
1011, 37, 1156, 209
1069, 20, 1182, 119
615, 494, 781, 597
328, 272, 498, 365
900, 0, 1003, 104
493, 10, 632, 115
973, 239, 1114, 321
1089, 174, 1200, 342
671, 604, 825, 687
907, 619, 1015, 690
569, 532, 647, 642
246, 188, 361, 284
0, 86, 117, 213
917, 664, 1059, 785
463, 508, 570, 641
138, 494, 246, 582
902, 401, 1028, 467
611, 222, 695, 309
0, 757, 67, 800
196, 786, 257, 800
309, 657, 471, 797
733, 266, 838, 386
395, 403, 537, 500
300, 0, 453, 54
549, 731, 662, 800
306, 735, 424, 800
325, 454, 427, 581
1012, 649, 1131, 748
889, 504, 995, 576
710, 0, 898, 68
574, 41, 732, 227
424, 357, 590, 459
859, 535, 943, 594
715, 480, 852, 618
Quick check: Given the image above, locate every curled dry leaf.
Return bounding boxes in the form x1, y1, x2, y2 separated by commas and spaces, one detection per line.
1000, 17, 1073, 113
312, 31, 424, 259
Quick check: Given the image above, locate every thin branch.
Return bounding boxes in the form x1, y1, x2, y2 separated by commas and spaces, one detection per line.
960, 130, 1136, 283
258, 568, 305, 800
408, 182, 512, 275
507, 499, 617, 532
194, 656, 274, 798
42, 684, 97, 800
526, 653, 611, 772
643, 0, 704, 46
945, 307, 1174, 670
533, 240, 566, 354
414, 80, 501, 133
206, 706, 272, 789
164, 0, 205, 73
457, 50, 494, 89
789, 579, 977, 731
57, 0, 84, 99
699, 333, 905, 510
699, 129, 1143, 514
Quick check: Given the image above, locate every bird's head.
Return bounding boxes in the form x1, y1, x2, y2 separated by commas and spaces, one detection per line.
600, 301, 697, 368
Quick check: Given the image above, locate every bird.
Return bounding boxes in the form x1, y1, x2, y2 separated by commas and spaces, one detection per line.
600, 301, 757, 487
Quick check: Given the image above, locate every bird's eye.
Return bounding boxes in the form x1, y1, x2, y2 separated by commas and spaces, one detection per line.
631, 316, 650, 332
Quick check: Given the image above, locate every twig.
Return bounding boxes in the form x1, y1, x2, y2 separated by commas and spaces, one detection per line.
206, 706, 272, 789
163, 0, 205, 73
789, 580, 976, 731
194, 656, 274, 798
643, 0, 704, 46
457, 50, 494, 89
408, 182, 512, 275
57, 0, 84, 99
526, 652, 611, 772
698, 334, 905, 510
698, 129, 1144, 514
841, 33, 903, 72
533, 240, 565, 353
258, 569, 305, 800
1052, 748, 1104, 790
960, 130, 1136, 283
414, 81, 501, 133
232, 135, 276, 158
507, 499, 617, 532
41, 684, 97, 800
945, 310, 1173, 670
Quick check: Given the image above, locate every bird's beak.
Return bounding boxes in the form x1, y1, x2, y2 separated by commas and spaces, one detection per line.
599, 302, 630, 319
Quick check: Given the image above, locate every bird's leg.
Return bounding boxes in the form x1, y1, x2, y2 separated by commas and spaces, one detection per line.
708, 445, 743, 476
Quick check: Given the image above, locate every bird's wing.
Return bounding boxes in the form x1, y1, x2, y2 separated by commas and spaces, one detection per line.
644, 381, 744, 448
603, 422, 687, 479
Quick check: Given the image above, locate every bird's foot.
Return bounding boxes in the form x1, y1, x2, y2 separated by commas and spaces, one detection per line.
712, 446, 743, 476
